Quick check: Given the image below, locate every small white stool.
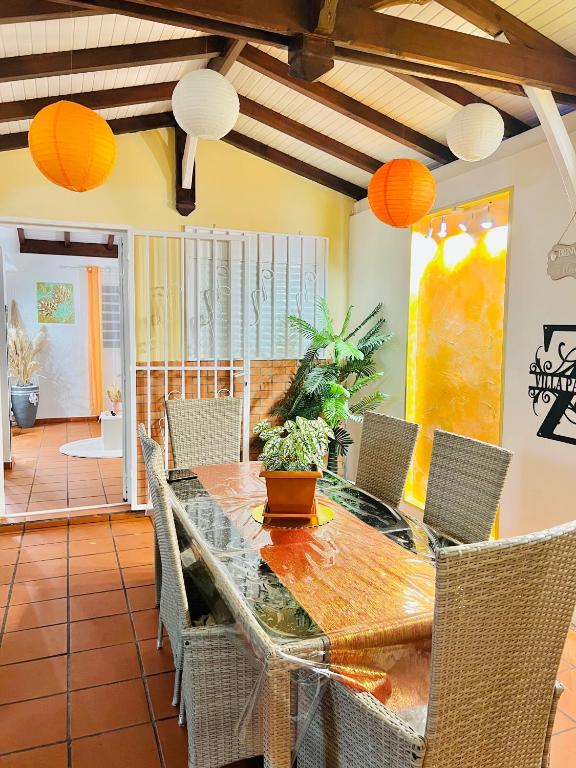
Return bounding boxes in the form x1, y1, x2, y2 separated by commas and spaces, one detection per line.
100, 411, 123, 452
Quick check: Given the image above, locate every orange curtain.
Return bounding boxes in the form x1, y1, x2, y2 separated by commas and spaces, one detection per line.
86, 266, 104, 415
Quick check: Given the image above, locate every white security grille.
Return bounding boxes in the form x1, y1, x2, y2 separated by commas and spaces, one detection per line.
186, 227, 327, 359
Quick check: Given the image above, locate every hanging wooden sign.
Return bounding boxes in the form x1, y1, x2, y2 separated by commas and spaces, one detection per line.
548, 242, 576, 280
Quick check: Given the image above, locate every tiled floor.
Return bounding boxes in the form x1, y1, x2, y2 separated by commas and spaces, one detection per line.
5, 421, 124, 516
0, 515, 574, 767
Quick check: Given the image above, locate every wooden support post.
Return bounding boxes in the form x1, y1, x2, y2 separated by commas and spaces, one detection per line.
175, 126, 196, 216
182, 134, 197, 190
288, 34, 334, 81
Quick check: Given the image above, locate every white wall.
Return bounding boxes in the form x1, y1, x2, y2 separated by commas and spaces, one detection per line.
349, 112, 576, 537
345, 212, 411, 479
1, 228, 120, 421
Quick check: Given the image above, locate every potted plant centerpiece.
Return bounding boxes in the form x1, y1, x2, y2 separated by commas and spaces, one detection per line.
255, 416, 333, 522
7, 301, 47, 429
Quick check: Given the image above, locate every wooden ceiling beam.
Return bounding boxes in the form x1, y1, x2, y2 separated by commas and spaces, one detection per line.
239, 95, 380, 174
238, 45, 453, 164
435, 0, 570, 53
56, 0, 576, 94
334, 46, 576, 106
51, 0, 290, 46
0, 81, 177, 123
332, 5, 576, 96
0, 1, 102, 23
222, 130, 366, 199
393, 73, 529, 138
0, 111, 176, 152
0, 36, 224, 84
208, 39, 246, 76
19, 238, 119, 258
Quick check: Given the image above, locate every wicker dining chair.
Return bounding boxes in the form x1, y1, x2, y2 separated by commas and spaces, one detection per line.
355, 412, 420, 508
423, 429, 512, 543
299, 520, 576, 768
165, 396, 242, 468
137, 425, 263, 768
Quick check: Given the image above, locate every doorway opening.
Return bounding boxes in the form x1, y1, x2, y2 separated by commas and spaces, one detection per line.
0, 224, 128, 520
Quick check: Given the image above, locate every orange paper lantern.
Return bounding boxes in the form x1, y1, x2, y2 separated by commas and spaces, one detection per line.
28, 101, 117, 192
368, 159, 436, 228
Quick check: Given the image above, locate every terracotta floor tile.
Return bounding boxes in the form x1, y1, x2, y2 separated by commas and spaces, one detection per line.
562, 632, 576, 667
127, 585, 157, 612
0, 533, 22, 550
0, 656, 67, 705
0, 565, 14, 585
121, 565, 155, 592
117, 549, 154, 569
28, 492, 68, 504
551, 728, 576, 767
68, 486, 105, 500
138, 638, 175, 676
0, 549, 18, 567
115, 533, 154, 551
112, 520, 153, 537
69, 569, 122, 596
70, 642, 141, 690
68, 524, 112, 542
0, 585, 9, 607
156, 718, 188, 768
18, 543, 67, 563
70, 613, 134, 652
31, 481, 67, 491
26, 502, 67, 513
0, 624, 67, 665
71, 723, 161, 768
69, 497, 108, 508
21, 528, 67, 546
69, 537, 115, 557
554, 710, 576, 734
132, 609, 159, 641
147, 671, 177, 720
0, 693, 66, 754
5, 597, 67, 632
0, 742, 68, 768
70, 589, 127, 622
71, 678, 150, 738
557, 677, 576, 721
69, 552, 118, 575
15, 559, 67, 582
10, 577, 67, 605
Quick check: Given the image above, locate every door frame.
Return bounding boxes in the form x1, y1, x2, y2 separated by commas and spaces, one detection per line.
0, 216, 134, 516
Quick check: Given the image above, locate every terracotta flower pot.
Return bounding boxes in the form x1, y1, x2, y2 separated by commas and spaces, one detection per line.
260, 469, 322, 517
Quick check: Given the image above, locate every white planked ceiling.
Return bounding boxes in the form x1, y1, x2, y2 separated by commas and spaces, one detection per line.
0, 1, 575, 194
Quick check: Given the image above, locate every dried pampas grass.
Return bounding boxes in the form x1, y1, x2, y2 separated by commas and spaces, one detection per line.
8, 300, 47, 385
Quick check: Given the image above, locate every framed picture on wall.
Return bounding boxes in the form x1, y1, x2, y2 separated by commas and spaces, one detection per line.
37, 282, 75, 324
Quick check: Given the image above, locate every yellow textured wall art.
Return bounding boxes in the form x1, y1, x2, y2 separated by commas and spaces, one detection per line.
406, 192, 510, 508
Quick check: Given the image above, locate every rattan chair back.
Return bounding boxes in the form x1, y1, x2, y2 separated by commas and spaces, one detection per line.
355, 412, 420, 508
165, 397, 242, 468
424, 521, 576, 768
138, 424, 190, 645
423, 429, 512, 543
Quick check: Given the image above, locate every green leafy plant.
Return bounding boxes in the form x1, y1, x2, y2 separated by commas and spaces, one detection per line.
275, 300, 390, 471
254, 416, 333, 472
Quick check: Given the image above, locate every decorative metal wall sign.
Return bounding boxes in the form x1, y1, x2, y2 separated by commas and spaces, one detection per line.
548, 242, 576, 280
529, 325, 576, 445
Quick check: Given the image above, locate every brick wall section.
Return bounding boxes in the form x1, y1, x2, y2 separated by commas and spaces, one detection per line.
135, 359, 298, 504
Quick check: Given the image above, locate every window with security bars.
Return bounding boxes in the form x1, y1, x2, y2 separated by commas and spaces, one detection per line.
184, 228, 327, 360
101, 284, 121, 349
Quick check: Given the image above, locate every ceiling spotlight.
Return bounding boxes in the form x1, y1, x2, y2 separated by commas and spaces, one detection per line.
458, 220, 468, 232
481, 203, 494, 230
438, 215, 447, 238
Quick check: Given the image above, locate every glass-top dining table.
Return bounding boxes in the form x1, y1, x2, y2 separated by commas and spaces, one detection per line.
168, 461, 456, 768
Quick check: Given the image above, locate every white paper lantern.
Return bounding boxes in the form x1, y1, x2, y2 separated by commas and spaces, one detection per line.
446, 103, 504, 162
172, 69, 239, 139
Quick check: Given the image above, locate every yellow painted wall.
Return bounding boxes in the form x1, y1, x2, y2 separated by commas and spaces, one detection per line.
0, 128, 352, 310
